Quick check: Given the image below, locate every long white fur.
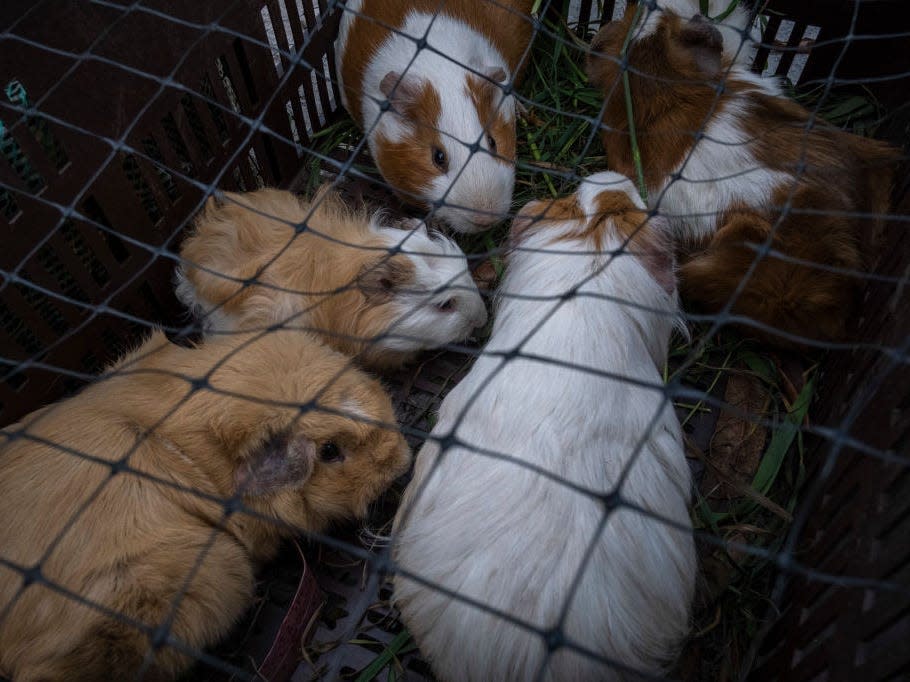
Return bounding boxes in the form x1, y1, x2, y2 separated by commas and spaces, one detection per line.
174, 215, 487, 353
336, 4, 516, 233
393, 172, 696, 681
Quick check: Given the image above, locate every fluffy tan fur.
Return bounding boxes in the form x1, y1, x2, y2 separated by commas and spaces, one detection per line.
177, 187, 420, 369
0, 330, 410, 680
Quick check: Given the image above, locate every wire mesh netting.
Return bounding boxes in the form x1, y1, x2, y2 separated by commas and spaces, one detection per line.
0, 0, 908, 680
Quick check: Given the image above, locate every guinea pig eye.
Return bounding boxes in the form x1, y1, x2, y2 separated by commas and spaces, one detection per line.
432, 146, 448, 171
435, 298, 456, 312
487, 135, 497, 152
319, 442, 344, 463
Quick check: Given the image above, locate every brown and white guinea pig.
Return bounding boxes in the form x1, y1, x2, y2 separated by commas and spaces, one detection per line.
0, 329, 411, 681
393, 172, 695, 681
175, 187, 488, 370
335, 0, 537, 233
586, 0, 900, 345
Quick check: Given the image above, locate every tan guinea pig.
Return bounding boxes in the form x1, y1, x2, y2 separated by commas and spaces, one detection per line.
0, 329, 410, 681
335, 0, 537, 233
586, 0, 900, 346
175, 186, 488, 370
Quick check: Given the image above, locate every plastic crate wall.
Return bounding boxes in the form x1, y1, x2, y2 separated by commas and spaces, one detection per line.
0, 0, 342, 425
1, 1, 908, 680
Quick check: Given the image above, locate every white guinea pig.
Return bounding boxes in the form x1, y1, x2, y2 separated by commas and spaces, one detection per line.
175, 187, 487, 370
393, 172, 696, 680
335, 0, 536, 233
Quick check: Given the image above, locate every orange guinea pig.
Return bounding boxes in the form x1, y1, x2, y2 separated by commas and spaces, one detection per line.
0, 329, 410, 681
176, 187, 487, 370
586, 0, 900, 345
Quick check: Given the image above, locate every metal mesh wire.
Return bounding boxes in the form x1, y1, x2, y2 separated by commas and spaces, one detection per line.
0, 0, 908, 680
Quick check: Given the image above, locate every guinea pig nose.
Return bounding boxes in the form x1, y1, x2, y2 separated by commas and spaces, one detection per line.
472, 306, 489, 329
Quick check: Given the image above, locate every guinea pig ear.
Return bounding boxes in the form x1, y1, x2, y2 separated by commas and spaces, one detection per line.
234, 430, 316, 496
357, 254, 416, 303
679, 14, 724, 77
379, 71, 423, 110
480, 66, 507, 83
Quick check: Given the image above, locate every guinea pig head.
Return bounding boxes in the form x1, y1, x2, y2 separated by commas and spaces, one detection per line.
372, 69, 516, 233
586, 4, 726, 124
214, 339, 412, 532
335, 219, 489, 366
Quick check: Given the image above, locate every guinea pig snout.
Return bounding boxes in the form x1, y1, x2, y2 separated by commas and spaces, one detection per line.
470, 303, 489, 330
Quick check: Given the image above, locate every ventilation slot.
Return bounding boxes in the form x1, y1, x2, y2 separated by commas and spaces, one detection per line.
0, 121, 44, 193
16, 282, 68, 335
232, 39, 259, 108
7, 80, 68, 171
121, 153, 163, 225
34, 242, 90, 303
81, 196, 130, 264
161, 113, 197, 178
200, 74, 230, 144
60, 220, 110, 288
180, 94, 213, 165
216, 57, 243, 115
141, 136, 179, 202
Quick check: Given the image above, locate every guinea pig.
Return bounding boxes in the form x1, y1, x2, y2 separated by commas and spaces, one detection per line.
586, 1, 900, 345
0, 329, 411, 681
392, 172, 696, 681
335, 0, 537, 233
175, 186, 487, 370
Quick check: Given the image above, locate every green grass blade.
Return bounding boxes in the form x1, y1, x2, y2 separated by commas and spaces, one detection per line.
354, 629, 413, 682
620, 3, 648, 201
749, 376, 814, 499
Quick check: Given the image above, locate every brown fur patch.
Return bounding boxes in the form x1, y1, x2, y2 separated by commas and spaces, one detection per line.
465, 74, 516, 164
179, 186, 425, 369
373, 82, 443, 204
340, 0, 536, 125
586, 5, 901, 342
357, 254, 417, 303
586, 10, 723, 189
511, 195, 584, 242
0, 330, 411, 679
